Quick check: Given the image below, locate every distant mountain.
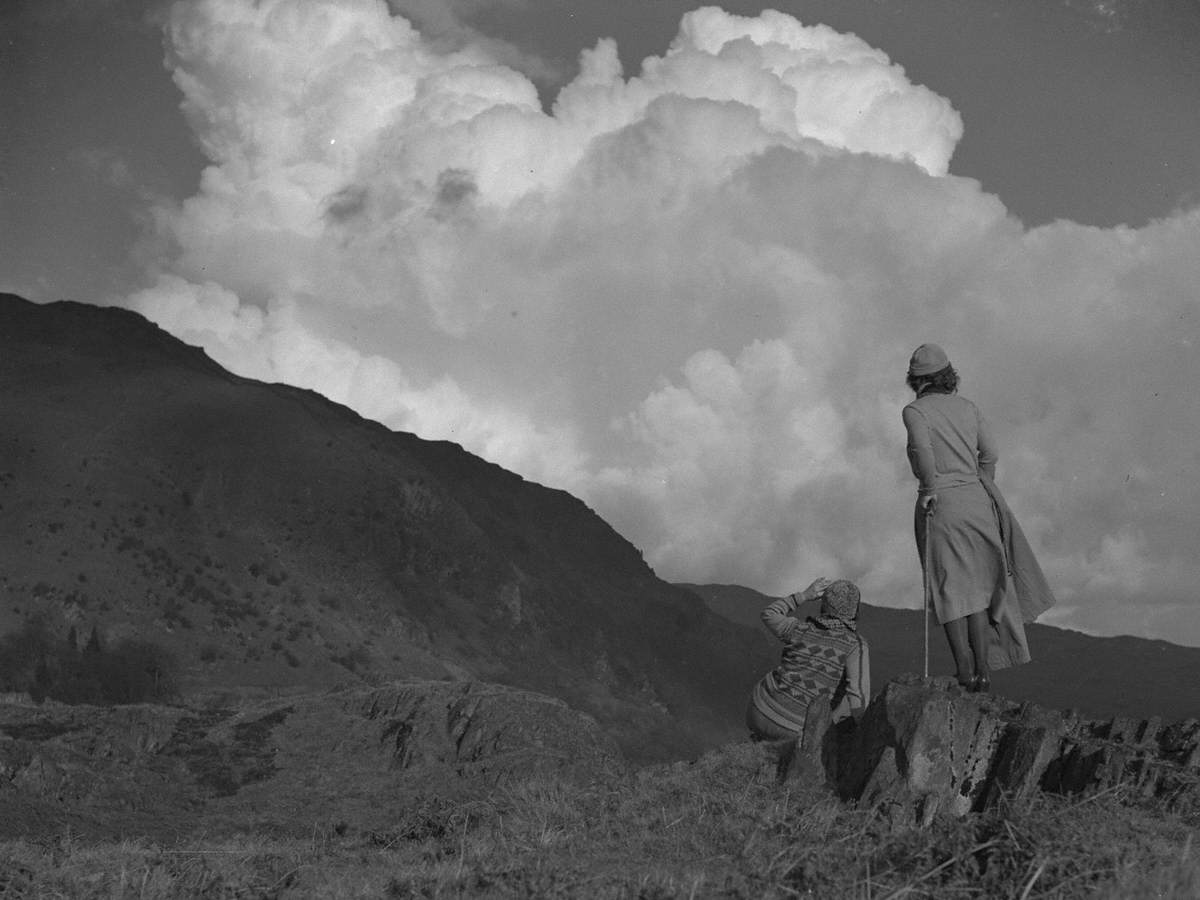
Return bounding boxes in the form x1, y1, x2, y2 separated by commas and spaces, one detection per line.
0, 294, 769, 762
681, 583, 1200, 724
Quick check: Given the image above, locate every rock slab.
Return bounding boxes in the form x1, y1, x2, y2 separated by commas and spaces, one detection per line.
785, 674, 1200, 824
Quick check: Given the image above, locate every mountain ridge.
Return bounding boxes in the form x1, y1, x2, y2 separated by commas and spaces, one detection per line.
6, 292, 1194, 764
0, 292, 769, 762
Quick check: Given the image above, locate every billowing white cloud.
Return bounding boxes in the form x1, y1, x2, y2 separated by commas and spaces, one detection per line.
128, 0, 1200, 645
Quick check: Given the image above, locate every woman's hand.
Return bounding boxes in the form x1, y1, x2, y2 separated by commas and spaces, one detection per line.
801, 577, 833, 601
919, 493, 938, 512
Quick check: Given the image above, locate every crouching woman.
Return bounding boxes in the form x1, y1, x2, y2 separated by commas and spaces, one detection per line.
746, 577, 871, 742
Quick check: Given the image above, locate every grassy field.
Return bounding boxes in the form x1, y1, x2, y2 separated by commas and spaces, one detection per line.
1, 741, 1197, 899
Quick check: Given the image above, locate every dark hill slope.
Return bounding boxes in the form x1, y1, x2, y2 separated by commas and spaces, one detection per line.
0, 294, 763, 761
682, 583, 1200, 724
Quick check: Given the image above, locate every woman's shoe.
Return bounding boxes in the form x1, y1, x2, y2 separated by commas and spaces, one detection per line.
971, 675, 991, 694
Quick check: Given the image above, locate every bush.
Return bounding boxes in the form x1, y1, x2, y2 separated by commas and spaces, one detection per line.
0, 616, 178, 705
330, 645, 370, 673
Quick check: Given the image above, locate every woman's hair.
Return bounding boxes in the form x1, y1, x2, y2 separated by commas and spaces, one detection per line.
906, 364, 959, 395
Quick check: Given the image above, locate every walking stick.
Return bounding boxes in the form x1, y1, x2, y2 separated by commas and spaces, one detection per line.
922, 501, 934, 680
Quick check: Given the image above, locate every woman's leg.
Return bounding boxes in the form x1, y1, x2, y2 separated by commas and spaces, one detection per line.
966, 610, 991, 690
966, 611, 990, 676
746, 698, 802, 742
942, 617, 975, 686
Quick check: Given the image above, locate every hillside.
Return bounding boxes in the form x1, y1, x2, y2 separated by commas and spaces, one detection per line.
0, 293, 767, 761
682, 583, 1200, 724
0, 680, 623, 843
2, 686, 1197, 897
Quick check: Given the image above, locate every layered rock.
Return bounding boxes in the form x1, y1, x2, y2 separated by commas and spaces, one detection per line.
783, 674, 1200, 824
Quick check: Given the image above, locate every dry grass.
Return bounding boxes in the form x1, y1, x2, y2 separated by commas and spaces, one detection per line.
1, 741, 1196, 898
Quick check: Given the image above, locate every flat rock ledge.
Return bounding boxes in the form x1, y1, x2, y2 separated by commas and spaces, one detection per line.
780, 674, 1200, 825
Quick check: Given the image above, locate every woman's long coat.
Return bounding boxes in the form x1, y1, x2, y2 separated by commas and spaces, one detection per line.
904, 391, 1055, 668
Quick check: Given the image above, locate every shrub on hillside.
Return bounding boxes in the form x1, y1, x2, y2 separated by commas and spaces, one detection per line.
0, 616, 177, 705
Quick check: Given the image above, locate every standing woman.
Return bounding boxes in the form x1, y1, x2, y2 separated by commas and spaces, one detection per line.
902, 343, 1055, 691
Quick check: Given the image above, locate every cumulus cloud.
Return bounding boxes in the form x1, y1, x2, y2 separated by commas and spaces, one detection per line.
386, 0, 566, 85
127, 0, 1200, 645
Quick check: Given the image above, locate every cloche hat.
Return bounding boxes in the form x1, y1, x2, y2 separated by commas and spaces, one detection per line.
908, 343, 950, 377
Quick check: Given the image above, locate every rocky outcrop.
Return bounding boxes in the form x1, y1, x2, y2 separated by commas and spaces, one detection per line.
783, 674, 1200, 825
356, 681, 625, 777
0, 680, 623, 840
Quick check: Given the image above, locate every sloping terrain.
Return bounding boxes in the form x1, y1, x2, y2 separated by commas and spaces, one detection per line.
0, 680, 623, 842
683, 583, 1200, 723
2, 681, 1197, 899
0, 293, 766, 761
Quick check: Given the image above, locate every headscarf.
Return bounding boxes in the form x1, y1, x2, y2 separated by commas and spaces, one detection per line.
820, 579, 861, 623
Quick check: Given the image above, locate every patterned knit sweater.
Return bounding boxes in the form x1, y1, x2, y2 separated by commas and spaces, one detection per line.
751, 595, 871, 736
